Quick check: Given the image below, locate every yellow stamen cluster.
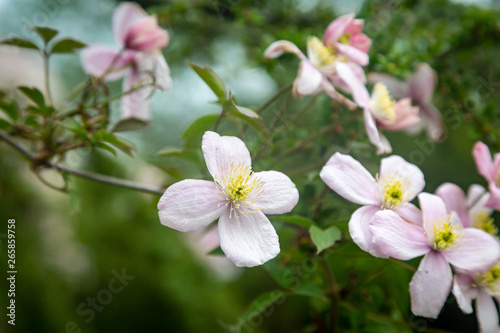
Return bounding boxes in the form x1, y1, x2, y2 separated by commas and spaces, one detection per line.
214, 162, 264, 218
478, 263, 500, 295
432, 217, 461, 251
472, 211, 498, 236
307, 36, 336, 68
376, 173, 412, 209
338, 33, 351, 45
369, 83, 396, 125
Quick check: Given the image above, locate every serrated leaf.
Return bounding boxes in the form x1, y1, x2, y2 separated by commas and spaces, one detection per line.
18, 86, 45, 108
112, 118, 149, 132
187, 61, 227, 104
182, 114, 219, 148
1, 38, 39, 50
32, 26, 58, 44
157, 146, 201, 164
0, 118, 11, 130
293, 281, 328, 301
309, 225, 341, 254
227, 96, 270, 143
51, 38, 86, 54
236, 291, 287, 329
94, 142, 116, 156
271, 214, 316, 228
0, 100, 19, 121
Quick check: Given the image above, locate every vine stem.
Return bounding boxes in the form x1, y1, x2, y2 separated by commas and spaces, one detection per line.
0, 131, 165, 195
43, 50, 54, 107
256, 83, 293, 114
320, 253, 340, 333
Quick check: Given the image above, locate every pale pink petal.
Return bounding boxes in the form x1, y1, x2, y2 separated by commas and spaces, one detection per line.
379, 99, 420, 131
138, 53, 171, 91
409, 63, 437, 104
474, 141, 495, 182
335, 62, 370, 107
218, 210, 279, 267
293, 60, 323, 97
253, 171, 299, 215
470, 194, 493, 225
330, 62, 367, 93
113, 2, 147, 47
344, 18, 364, 35
348, 205, 383, 257
264, 40, 306, 60
202, 131, 251, 179
443, 228, 500, 271
397, 203, 422, 226
477, 291, 499, 333
419, 193, 448, 235
420, 103, 445, 141
486, 183, 500, 211
323, 13, 355, 47
349, 33, 372, 53
125, 16, 168, 52
370, 210, 429, 260
80, 45, 135, 80
380, 155, 425, 202
158, 180, 225, 232
319, 152, 378, 205
363, 108, 391, 155
452, 273, 477, 314
435, 182, 469, 227
410, 251, 452, 318
120, 68, 153, 120
367, 73, 410, 100
467, 184, 487, 207
335, 43, 369, 66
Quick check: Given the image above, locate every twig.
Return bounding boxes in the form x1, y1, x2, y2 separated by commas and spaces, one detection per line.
0, 131, 165, 195
256, 83, 293, 114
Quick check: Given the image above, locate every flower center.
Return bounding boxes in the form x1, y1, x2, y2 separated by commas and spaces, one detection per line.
369, 83, 396, 125
307, 36, 337, 68
477, 263, 500, 295
431, 217, 462, 251
472, 211, 498, 236
214, 162, 264, 218
339, 33, 351, 45
377, 173, 412, 209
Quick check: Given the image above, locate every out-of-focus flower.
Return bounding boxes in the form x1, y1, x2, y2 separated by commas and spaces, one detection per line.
320, 152, 424, 257
158, 131, 299, 267
370, 193, 500, 319
436, 183, 496, 235
453, 262, 500, 333
368, 63, 443, 141
81, 2, 171, 121
473, 141, 500, 210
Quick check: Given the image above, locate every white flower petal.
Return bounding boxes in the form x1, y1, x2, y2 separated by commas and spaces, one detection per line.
452, 273, 477, 314
293, 60, 323, 97
380, 155, 425, 202
253, 171, 299, 215
477, 290, 499, 333
202, 131, 251, 178
349, 205, 385, 257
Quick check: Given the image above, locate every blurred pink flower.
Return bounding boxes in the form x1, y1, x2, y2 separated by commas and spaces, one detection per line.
320, 152, 424, 257
370, 193, 500, 318
158, 131, 299, 267
80, 2, 171, 121
473, 141, 500, 210
368, 63, 444, 141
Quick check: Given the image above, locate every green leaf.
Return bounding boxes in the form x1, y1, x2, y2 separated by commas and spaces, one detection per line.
94, 142, 116, 156
32, 26, 58, 44
93, 130, 136, 157
236, 291, 287, 329
0, 100, 19, 121
0, 118, 11, 130
227, 96, 270, 143
271, 214, 316, 228
187, 61, 227, 104
18, 86, 45, 109
69, 188, 80, 214
157, 146, 201, 164
293, 281, 328, 301
309, 225, 341, 254
24, 114, 40, 127
50, 38, 86, 54
111, 118, 149, 132
182, 114, 219, 148
61, 118, 88, 140
207, 246, 225, 256
1, 38, 39, 50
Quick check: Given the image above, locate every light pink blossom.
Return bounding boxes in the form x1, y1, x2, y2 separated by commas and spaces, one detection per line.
81, 2, 171, 121
370, 193, 500, 318
320, 152, 424, 257
368, 63, 444, 141
473, 141, 500, 210
158, 131, 299, 267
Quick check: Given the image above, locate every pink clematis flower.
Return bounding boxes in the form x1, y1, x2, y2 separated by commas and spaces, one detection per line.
436, 183, 497, 234
368, 63, 444, 141
320, 152, 424, 257
370, 193, 500, 318
453, 262, 500, 333
81, 2, 171, 121
157, 131, 299, 267
473, 141, 500, 211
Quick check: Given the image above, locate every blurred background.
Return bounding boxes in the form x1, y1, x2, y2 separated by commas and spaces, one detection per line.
1, 0, 500, 332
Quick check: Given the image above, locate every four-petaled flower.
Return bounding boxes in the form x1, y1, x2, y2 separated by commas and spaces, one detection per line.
81, 2, 171, 121
158, 131, 299, 267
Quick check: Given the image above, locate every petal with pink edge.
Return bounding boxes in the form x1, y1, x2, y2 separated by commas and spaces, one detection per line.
443, 228, 500, 271
253, 171, 299, 215
452, 273, 477, 314
349, 32, 372, 53
319, 152, 378, 205
158, 180, 225, 232
370, 210, 429, 260
419, 193, 449, 236
348, 205, 383, 257
477, 291, 499, 333
202, 131, 252, 179
323, 13, 355, 46
473, 141, 495, 182
113, 2, 147, 47
80, 45, 135, 80
485, 183, 500, 211
380, 155, 425, 202
218, 210, 280, 267
396, 203, 422, 226
409, 251, 452, 319
335, 62, 370, 107
263, 40, 306, 60
435, 182, 469, 227
335, 43, 369, 66
293, 60, 323, 97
